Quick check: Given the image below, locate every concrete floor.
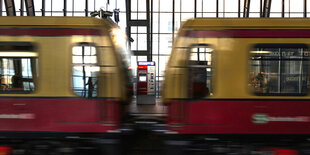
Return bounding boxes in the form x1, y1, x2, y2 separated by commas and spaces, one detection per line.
129, 98, 166, 117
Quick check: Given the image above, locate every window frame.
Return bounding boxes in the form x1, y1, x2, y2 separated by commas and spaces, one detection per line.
187, 44, 215, 98
0, 42, 38, 94
248, 43, 310, 96
71, 42, 100, 98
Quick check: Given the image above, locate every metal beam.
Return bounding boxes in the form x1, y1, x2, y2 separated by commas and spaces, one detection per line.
20, 0, 23, 16
25, 0, 35, 16
132, 50, 149, 56
261, 0, 271, 17
146, 0, 151, 61
63, 0, 66, 16
243, 0, 250, 17
194, 0, 196, 18
282, 0, 284, 17
0, 0, 2, 16
216, 0, 219, 18
125, 0, 131, 44
41, 0, 45, 16
172, 0, 175, 42
260, 0, 262, 17
126, 0, 152, 60
304, 0, 307, 18
4, 0, 16, 16
150, 0, 153, 60
238, 0, 240, 17
128, 20, 149, 26
85, 0, 88, 17
72, 0, 74, 16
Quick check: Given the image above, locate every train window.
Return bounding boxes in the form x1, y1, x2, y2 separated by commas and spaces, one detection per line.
0, 42, 37, 93
188, 45, 214, 98
249, 44, 310, 96
72, 44, 99, 98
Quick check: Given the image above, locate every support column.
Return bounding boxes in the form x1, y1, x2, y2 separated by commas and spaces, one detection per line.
243, 0, 250, 17
4, 0, 16, 16
261, 0, 272, 17
25, 0, 35, 16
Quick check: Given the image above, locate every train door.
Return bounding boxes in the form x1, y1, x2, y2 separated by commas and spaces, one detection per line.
188, 44, 214, 98
72, 44, 99, 98
72, 42, 122, 124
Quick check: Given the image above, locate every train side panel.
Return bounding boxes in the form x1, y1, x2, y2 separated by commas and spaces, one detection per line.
165, 28, 310, 134
164, 19, 310, 153
0, 30, 124, 132
0, 17, 131, 154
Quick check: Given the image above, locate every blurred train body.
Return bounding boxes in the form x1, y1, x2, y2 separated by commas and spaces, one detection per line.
163, 18, 310, 154
0, 17, 132, 154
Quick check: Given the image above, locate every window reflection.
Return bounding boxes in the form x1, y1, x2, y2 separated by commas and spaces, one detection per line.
72, 44, 99, 98
0, 47, 37, 92
249, 45, 309, 95
189, 45, 214, 98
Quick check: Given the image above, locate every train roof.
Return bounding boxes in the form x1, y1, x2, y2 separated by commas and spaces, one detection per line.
182, 18, 310, 29
0, 16, 117, 29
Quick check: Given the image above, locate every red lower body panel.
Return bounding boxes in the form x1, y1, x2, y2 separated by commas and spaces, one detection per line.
0, 97, 121, 133
167, 99, 310, 134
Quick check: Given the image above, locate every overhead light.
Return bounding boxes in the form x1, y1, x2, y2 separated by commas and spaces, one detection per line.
0, 52, 38, 57
250, 51, 272, 54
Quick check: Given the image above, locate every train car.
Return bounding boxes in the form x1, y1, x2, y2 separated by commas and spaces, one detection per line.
0, 16, 132, 155
163, 18, 310, 154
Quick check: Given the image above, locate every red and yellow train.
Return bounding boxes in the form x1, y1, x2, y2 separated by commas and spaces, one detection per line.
0, 16, 132, 155
163, 18, 310, 154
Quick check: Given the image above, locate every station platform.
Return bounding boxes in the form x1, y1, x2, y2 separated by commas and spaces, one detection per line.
129, 98, 166, 117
